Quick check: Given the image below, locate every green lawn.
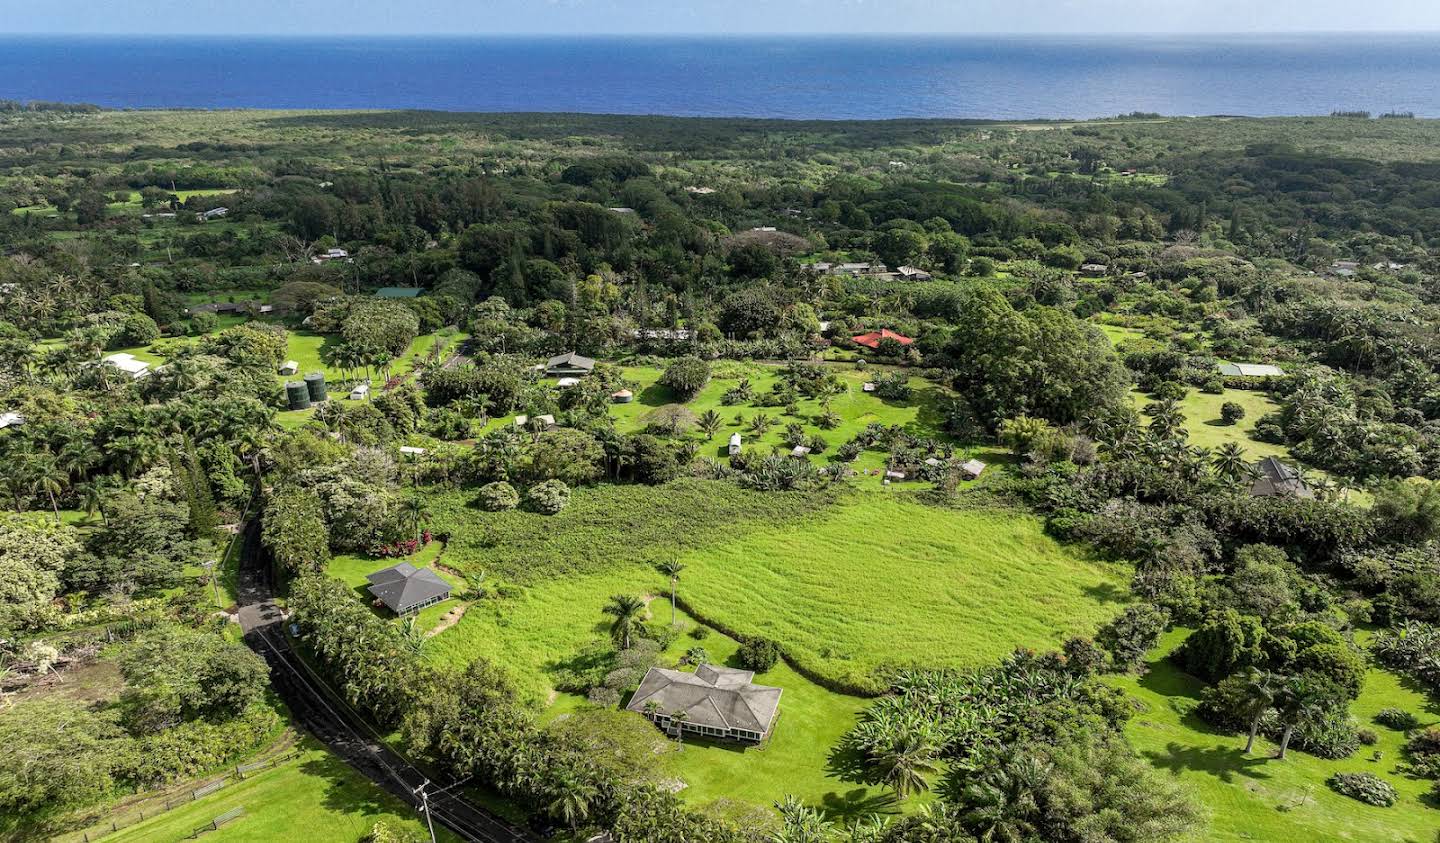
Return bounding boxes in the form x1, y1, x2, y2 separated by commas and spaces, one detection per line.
601, 362, 986, 475
607, 609, 903, 819
1132, 387, 1288, 460
94, 740, 445, 843
1113, 629, 1440, 843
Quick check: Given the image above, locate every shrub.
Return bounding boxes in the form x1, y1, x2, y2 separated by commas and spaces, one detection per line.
1327, 772, 1397, 807
682, 646, 711, 666
690, 626, 711, 641
737, 636, 781, 672
1220, 401, 1246, 425
526, 479, 571, 515
1375, 707, 1420, 731
658, 356, 711, 400
1358, 728, 1379, 746
1153, 381, 1187, 401
477, 481, 520, 511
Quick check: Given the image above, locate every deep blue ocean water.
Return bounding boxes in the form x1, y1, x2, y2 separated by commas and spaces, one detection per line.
3, 34, 1440, 119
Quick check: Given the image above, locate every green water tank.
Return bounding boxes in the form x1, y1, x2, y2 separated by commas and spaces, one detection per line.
285, 380, 311, 411
304, 371, 328, 402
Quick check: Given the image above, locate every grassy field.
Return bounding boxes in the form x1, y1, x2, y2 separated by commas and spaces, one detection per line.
1131, 387, 1288, 459
599, 361, 993, 475
413, 482, 1128, 696
1113, 629, 1439, 843
94, 739, 445, 843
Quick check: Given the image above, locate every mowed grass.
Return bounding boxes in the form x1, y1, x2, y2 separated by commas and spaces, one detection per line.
604, 362, 988, 474
1131, 387, 1288, 459
1113, 629, 1440, 843
95, 739, 446, 843
609, 608, 899, 818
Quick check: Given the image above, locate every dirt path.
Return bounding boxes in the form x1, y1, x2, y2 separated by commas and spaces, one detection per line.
426, 601, 469, 638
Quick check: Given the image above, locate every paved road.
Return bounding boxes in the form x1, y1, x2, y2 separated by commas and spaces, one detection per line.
236, 524, 534, 843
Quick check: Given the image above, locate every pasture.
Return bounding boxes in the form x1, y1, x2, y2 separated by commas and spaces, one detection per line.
413, 482, 1129, 696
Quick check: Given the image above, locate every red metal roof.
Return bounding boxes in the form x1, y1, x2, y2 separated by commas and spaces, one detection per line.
850, 329, 914, 349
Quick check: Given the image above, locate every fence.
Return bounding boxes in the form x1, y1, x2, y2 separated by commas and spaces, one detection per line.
73, 751, 297, 842
191, 807, 245, 839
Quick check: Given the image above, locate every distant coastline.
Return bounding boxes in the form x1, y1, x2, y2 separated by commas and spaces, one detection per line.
2, 34, 1439, 119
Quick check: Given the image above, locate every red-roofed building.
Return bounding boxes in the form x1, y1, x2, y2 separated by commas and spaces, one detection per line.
850, 329, 914, 350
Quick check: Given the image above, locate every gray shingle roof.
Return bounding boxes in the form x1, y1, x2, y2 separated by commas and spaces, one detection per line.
365, 562, 452, 613
626, 665, 781, 734
1248, 457, 1314, 499
546, 352, 596, 372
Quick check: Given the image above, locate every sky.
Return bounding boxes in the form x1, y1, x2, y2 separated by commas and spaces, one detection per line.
1, 0, 1438, 35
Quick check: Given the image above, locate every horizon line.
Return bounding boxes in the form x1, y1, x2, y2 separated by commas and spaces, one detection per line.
4, 29, 1440, 38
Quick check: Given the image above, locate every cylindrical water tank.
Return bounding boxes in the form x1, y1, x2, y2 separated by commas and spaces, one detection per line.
304, 371, 328, 402
285, 380, 312, 411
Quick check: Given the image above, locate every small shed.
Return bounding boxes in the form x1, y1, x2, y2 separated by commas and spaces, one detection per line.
556, 377, 581, 388
349, 383, 370, 400
1080, 263, 1110, 277
279, 360, 300, 376
517, 414, 556, 430
791, 445, 812, 458
399, 446, 427, 457
923, 457, 943, 467
960, 459, 986, 480
728, 433, 742, 456
0, 412, 24, 430
612, 389, 634, 403
885, 470, 907, 481
862, 382, 876, 393
374, 286, 422, 298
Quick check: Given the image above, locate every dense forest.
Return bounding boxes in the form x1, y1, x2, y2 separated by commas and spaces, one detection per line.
4, 108, 1440, 843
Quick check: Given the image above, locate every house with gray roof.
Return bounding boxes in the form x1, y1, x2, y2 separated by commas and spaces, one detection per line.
365, 562, 452, 615
626, 664, 781, 743
546, 352, 596, 377
1248, 457, 1314, 499
1219, 362, 1285, 378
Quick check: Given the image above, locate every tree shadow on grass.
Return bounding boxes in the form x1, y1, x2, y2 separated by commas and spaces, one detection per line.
820, 787, 900, 822
1081, 581, 1129, 605
636, 383, 672, 407
302, 756, 398, 821
1140, 741, 1274, 784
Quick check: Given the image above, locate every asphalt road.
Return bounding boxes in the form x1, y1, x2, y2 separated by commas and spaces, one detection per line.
236, 524, 534, 843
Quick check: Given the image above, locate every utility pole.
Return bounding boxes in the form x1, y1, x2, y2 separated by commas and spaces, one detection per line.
414, 780, 437, 843
201, 559, 221, 608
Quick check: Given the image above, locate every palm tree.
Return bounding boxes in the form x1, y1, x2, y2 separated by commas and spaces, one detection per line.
698, 409, 723, 439
750, 412, 775, 436
546, 767, 599, 829
671, 708, 689, 749
1236, 668, 1281, 754
1212, 442, 1252, 484
658, 560, 687, 626
402, 495, 431, 541
29, 456, 67, 525
874, 734, 940, 800
1275, 675, 1330, 759
602, 593, 647, 649
959, 749, 1047, 843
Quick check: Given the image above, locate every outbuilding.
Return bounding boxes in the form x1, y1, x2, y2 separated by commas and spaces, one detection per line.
728, 433, 742, 456
1218, 362, 1285, 378
960, 459, 987, 480
612, 389, 634, 403
791, 445, 812, 458
279, 360, 300, 376
349, 383, 370, 400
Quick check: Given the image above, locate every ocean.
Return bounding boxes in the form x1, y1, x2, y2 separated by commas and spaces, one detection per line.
2, 34, 1440, 119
